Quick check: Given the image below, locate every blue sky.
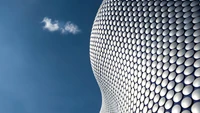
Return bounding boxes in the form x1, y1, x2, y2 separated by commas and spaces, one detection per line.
0, 0, 102, 113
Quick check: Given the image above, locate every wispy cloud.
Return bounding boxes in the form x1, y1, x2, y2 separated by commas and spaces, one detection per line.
41, 17, 80, 35
61, 22, 80, 34
42, 17, 59, 32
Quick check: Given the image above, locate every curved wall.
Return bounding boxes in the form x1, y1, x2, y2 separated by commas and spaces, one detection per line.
90, 0, 200, 113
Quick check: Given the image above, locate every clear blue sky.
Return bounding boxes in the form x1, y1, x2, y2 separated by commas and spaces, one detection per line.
0, 0, 102, 113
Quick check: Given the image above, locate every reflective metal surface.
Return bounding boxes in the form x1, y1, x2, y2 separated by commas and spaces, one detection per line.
90, 0, 200, 112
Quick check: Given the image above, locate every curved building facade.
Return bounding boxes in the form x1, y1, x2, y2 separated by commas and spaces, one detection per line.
90, 0, 200, 113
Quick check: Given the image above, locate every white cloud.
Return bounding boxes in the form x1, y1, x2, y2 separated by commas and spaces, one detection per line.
61, 22, 80, 34
42, 17, 59, 32
41, 17, 80, 35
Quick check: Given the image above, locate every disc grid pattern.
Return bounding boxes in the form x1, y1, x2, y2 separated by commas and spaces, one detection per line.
90, 0, 200, 113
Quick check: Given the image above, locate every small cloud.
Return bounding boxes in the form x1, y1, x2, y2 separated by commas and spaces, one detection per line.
61, 22, 80, 34
41, 17, 80, 35
42, 17, 59, 32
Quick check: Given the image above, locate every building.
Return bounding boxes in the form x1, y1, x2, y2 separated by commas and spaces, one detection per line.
90, 0, 200, 113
